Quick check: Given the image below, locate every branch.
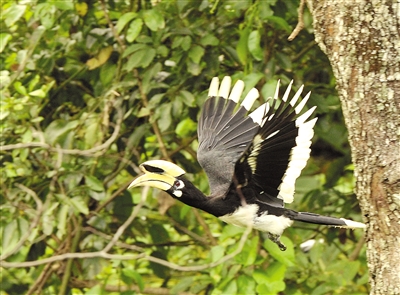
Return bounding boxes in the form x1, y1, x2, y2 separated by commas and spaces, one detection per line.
288, 0, 306, 41
0, 184, 43, 260
70, 278, 195, 295
99, 0, 125, 50
1, 222, 253, 272
0, 108, 123, 156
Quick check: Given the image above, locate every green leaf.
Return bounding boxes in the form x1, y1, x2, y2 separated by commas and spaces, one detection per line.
149, 251, 170, 278
181, 35, 192, 51
262, 237, 295, 266
84, 284, 103, 295
276, 52, 292, 70
261, 79, 279, 98
266, 16, 291, 32
179, 89, 196, 106
122, 43, 148, 57
155, 103, 172, 131
149, 224, 169, 243
122, 269, 145, 291
248, 30, 263, 61
35, 3, 56, 30
100, 63, 116, 87
242, 73, 264, 96
4, 4, 26, 27
44, 119, 79, 145
117, 12, 137, 34
70, 196, 89, 215
143, 9, 165, 31
176, 118, 196, 138
14, 81, 27, 95
236, 27, 250, 65
187, 60, 201, 76
126, 47, 156, 70
0, 33, 12, 53
57, 204, 69, 238
188, 45, 205, 64
2, 220, 19, 254
210, 245, 225, 262
237, 275, 256, 294
29, 89, 46, 98
85, 175, 104, 192
200, 34, 219, 46
126, 18, 143, 43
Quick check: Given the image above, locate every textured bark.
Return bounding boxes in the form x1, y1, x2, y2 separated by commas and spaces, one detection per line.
306, 1, 400, 294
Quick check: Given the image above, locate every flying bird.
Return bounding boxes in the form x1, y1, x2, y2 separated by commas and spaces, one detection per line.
129, 76, 365, 250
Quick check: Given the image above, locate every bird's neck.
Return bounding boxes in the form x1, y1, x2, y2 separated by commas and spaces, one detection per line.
176, 178, 239, 217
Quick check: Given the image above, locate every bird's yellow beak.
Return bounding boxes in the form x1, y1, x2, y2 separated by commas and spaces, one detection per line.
128, 160, 186, 191
128, 172, 176, 191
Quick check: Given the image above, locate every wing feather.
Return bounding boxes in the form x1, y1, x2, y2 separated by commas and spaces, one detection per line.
197, 78, 260, 197
236, 82, 317, 205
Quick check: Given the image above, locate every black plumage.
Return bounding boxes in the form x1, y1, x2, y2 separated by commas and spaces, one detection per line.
129, 76, 365, 250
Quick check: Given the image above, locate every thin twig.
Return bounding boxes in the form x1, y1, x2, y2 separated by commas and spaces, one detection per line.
0, 109, 123, 156
349, 233, 365, 261
168, 217, 209, 246
134, 69, 172, 161
192, 209, 218, 245
103, 186, 148, 252
1, 224, 253, 272
99, 0, 125, 50
92, 179, 132, 215
288, 0, 306, 41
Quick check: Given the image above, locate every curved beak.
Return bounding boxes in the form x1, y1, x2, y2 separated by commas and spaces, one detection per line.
128, 160, 186, 191
128, 172, 175, 191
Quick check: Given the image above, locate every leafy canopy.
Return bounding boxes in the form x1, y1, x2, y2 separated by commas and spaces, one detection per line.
1, 1, 367, 294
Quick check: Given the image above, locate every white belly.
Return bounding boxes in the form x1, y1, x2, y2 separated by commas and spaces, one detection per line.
219, 204, 294, 235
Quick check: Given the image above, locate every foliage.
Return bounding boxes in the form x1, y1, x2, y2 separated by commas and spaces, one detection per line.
1, 1, 367, 294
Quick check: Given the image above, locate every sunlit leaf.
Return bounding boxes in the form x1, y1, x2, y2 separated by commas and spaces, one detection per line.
86, 46, 113, 70
44, 119, 79, 145
236, 27, 250, 65
0, 33, 12, 53
188, 45, 205, 64
70, 197, 89, 215
117, 12, 137, 34
126, 18, 143, 43
4, 4, 26, 27
75, 2, 88, 16
143, 9, 165, 31
248, 30, 263, 61
85, 175, 104, 192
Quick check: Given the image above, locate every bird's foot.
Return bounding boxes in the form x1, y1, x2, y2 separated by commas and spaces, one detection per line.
268, 234, 286, 251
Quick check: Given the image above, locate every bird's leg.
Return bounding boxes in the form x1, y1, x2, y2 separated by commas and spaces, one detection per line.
268, 233, 287, 251
232, 175, 247, 207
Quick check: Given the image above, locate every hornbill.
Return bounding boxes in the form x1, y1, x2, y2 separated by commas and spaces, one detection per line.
129, 77, 365, 250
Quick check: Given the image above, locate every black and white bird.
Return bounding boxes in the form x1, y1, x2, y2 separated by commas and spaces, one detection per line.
129, 76, 365, 250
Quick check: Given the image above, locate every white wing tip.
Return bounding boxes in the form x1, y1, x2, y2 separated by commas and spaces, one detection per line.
340, 218, 366, 229
218, 76, 232, 99
208, 77, 219, 97
228, 79, 245, 103
241, 88, 260, 110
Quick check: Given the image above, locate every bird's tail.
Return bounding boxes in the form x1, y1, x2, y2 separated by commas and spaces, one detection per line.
293, 212, 366, 229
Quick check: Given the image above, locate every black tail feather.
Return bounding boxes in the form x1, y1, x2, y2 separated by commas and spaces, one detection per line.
293, 212, 365, 229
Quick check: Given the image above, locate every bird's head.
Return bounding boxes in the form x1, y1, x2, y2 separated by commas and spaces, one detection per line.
128, 160, 187, 198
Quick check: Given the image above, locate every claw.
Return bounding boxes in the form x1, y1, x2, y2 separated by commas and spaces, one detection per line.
268, 234, 287, 251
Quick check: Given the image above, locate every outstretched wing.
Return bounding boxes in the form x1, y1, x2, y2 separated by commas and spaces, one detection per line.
235, 81, 317, 206
197, 77, 261, 198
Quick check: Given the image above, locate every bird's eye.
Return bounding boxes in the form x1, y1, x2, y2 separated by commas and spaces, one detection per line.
174, 180, 184, 189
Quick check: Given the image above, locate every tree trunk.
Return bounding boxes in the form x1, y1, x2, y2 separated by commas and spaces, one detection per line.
306, 1, 400, 294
